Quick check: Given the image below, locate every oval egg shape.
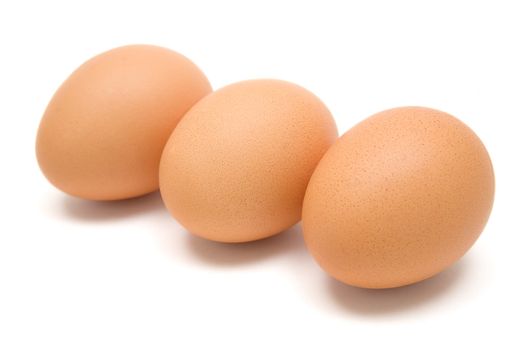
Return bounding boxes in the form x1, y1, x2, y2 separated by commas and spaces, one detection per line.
302, 106, 495, 288
160, 79, 338, 242
36, 45, 212, 200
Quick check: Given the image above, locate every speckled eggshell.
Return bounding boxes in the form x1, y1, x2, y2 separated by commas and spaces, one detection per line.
36, 45, 211, 200
302, 106, 495, 289
159, 79, 338, 243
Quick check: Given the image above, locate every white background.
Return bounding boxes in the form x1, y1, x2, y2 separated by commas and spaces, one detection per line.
1, 1, 524, 349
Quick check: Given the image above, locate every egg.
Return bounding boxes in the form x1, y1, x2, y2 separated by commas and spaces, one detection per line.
36, 45, 211, 200
159, 79, 338, 242
302, 107, 495, 288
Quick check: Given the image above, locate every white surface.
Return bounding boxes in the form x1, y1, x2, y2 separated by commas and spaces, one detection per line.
1, 1, 524, 349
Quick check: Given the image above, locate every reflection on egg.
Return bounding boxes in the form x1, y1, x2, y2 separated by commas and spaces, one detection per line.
160, 79, 338, 242
36, 45, 211, 200
302, 107, 495, 289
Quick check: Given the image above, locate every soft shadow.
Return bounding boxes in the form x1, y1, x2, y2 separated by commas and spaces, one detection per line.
60, 191, 165, 221
185, 224, 305, 266
327, 259, 468, 315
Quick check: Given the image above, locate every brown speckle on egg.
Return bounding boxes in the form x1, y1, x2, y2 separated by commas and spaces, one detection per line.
159, 79, 338, 243
302, 106, 495, 288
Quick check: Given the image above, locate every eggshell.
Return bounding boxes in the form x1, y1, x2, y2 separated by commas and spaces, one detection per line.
159, 79, 338, 242
36, 45, 211, 200
302, 106, 495, 289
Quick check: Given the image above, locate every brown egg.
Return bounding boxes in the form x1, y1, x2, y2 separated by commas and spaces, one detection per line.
36, 45, 211, 200
302, 107, 494, 289
159, 80, 338, 242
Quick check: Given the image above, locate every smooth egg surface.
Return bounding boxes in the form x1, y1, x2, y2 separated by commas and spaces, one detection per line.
160, 79, 338, 242
36, 45, 211, 200
302, 107, 494, 288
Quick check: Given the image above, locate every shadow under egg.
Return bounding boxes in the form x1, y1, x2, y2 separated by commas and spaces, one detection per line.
326, 257, 469, 315
184, 224, 306, 266
60, 191, 165, 221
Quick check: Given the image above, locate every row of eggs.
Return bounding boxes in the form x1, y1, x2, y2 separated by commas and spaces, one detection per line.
36, 45, 494, 289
